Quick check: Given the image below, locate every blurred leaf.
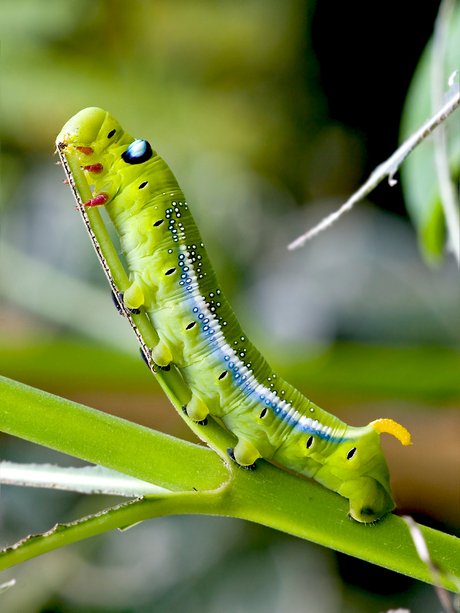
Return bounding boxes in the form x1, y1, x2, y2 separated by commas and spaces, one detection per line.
1, 338, 459, 402
0, 0, 327, 290
420, 197, 446, 260
272, 342, 460, 402
400, 2, 460, 264
0, 0, 86, 42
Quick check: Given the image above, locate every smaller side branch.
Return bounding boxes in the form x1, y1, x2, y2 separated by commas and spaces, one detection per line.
288, 77, 460, 251
0, 487, 229, 572
403, 516, 459, 613
0, 462, 171, 497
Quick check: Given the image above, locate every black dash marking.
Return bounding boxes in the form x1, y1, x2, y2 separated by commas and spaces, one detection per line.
107, 129, 116, 138
260, 408, 268, 418
347, 447, 357, 460
306, 436, 314, 449
153, 219, 164, 227
165, 268, 176, 276
139, 181, 148, 189
218, 371, 228, 380
186, 322, 196, 330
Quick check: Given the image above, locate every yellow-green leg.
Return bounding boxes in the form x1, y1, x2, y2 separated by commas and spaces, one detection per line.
227, 438, 261, 470
182, 394, 209, 426
121, 283, 172, 367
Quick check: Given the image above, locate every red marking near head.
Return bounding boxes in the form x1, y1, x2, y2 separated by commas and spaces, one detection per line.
63, 179, 70, 185
83, 163, 103, 173
84, 193, 109, 207
76, 146, 94, 155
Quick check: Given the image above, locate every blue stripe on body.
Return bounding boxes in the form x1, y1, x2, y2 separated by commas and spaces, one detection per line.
175, 245, 348, 445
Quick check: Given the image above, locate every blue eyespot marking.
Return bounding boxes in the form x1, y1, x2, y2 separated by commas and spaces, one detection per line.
121, 140, 153, 165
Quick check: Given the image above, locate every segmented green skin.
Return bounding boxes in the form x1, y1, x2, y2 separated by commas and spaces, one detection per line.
57, 108, 396, 523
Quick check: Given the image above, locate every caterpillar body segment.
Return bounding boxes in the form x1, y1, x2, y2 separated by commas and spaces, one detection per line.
57, 108, 411, 523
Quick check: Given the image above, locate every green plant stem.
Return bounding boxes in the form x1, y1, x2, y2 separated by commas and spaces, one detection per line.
1, 375, 460, 591
0, 375, 228, 492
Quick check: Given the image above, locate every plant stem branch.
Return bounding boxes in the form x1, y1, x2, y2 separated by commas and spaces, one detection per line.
0, 375, 229, 492
0, 462, 171, 496
288, 74, 460, 251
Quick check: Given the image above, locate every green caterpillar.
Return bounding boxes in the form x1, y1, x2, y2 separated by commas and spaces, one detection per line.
57, 108, 411, 524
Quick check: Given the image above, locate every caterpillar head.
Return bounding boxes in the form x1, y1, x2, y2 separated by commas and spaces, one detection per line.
326, 419, 411, 523
56, 107, 126, 156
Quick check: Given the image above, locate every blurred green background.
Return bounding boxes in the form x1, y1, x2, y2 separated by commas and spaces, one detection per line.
0, 0, 459, 611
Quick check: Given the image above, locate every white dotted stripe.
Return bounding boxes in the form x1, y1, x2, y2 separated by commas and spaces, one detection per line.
177, 240, 346, 443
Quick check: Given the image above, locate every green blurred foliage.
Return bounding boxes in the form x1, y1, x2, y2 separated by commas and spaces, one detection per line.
1, 337, 459, 403
1, 0, 326, 189
1, 0, 352, 287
